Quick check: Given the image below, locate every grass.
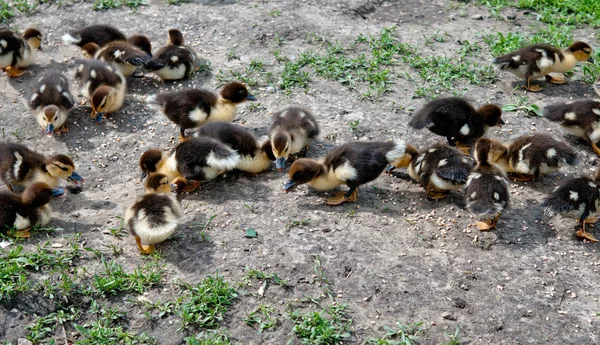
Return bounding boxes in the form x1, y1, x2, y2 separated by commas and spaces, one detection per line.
0, 0, 14, 21
289, 304, 352, 344
365, 321, 424, 345
92, 259, 162, 296
178, 274, 237, 330
284, 218, 311, 231
483, 24, 574, 56
244, 304, 279, 333
167, 0, 191, 5
242, 267, 288, 287
75, 304, 157, 344
501, 96, 542, 116
185, 330, 235, 345
27, 306, 80, 343
92, 0, 147, 11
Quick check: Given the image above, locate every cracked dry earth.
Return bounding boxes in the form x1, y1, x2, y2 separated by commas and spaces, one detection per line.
1, 0, 600, 344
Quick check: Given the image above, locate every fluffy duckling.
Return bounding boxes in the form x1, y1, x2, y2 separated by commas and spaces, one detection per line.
283, 139, 407, 205
542, 168, 600, 242
62, 24, 126, 48
0, 183, 54, 238
126, 35, 152, 57
544, 99, 600, 156
388, 144, 473, 200
487, 134, 577, 181
0, 28, 42, 77
147, 82, 256, 140
493, 42, 594, 92
268, 107, 320, 171
81, 41, 151, 77
76, 59, 126, 123
139, 137, 240, 192
193, 122, 275, 174
408, 97, 504, 154
125, 173, 183, 254
29, 71, 74, 136
465, 138, 510, 231
145, 29, 197, 81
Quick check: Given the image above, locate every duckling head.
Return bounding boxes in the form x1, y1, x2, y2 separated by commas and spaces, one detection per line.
221, 81, 257, 103
167, 29, 184, 46
45, 154, 84, 186
477, 104, 504, 128
90, 86, 116, 123
21, 182, 54, 208
127, 35, 152, 56
41, 105, 60, 136
389, 144, 419, 169
567, 41, 594, 63
283, 158, 322, 192
271, 132, 291, 171
81, 42, 100, 59
474, 138, 506, 164
23, 28, 42, 50
145, 173, 174, 194
139, 149, 166, 180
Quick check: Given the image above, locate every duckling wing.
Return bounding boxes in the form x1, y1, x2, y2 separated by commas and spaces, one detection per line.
466, 171, 510, 215
99, 43, 150, 67
493, 44, 559, 71
63, 25, 126, 47
145, 46, 192, 70
542, 178, 599, 216
0, 30, 24, 65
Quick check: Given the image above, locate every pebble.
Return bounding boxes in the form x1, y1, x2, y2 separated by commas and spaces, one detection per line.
471, 14, 483, 20
442, 312, 456, 320
18, 339, 33, 345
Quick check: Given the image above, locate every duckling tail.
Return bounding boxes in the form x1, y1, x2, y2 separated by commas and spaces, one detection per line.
542, 103, 570, 122
61, 33, 80, 46
492, 55, 519, 70
385, 139, 407, 163
541, 196, 572, 217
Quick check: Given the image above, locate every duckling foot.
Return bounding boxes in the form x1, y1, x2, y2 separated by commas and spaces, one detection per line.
545, 74, 567, 85
182, 181, 201, 193
591, 142, 600, 156
135, 236, 156, 254
523, 84, 543, 92
508, 173, 535, 182
454, 142, 471, 156
179, 134, 190, 143
5, 67, 26, 78
476, 213, 500, 231
326, 189, 358, 206
58, 125, 69, 134
14, 228, 31, 238
575, 229, 599, 242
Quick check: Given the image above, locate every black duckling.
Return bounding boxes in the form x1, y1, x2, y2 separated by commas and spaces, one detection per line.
493, 42, 594, 92
126, 35, 152, 57
542, 168, 600, 242
544, 99, 600, 156
29, 71, 74, 136
408, 97, 504, 154
0, 182, 54, 238
283, 139, 407, 205
465, 138, 511, 231
146, 82, 256, 140
76, 59, 126, 123
0, 28, 42, 77
145, 29, 196, 81
81, 41, 150, 77
62, 24, 126, 48
267, 107, 320, 171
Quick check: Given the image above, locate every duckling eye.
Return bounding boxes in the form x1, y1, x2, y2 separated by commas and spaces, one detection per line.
239, 90, 245, 94
54, 164, 68, 172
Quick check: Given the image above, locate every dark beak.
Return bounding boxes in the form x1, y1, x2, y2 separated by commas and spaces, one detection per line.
246, 94, 257, 101
497, 118, 505, 127
95, 112, 105, 124
67, 171, 84, 186
46, 124, 55, 136
283, 179, 296, 193
275, 157, 286, 171
140, 172, 148, 181
588, 56, 595, 63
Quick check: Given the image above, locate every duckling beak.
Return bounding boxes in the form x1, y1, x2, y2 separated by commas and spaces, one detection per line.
94, 112, 105, 124
283, 179, 296, 193
385, 165, 396, 172
67, 171, 84, 186
45, 124, 55, 136
51, 188, 66, 198
588, 56, 595, 63
497, 119, 505, 127
140, 172, 148, 181
171, 183, 179, 192
246, 94, 257, 101
276, 158, 286, 171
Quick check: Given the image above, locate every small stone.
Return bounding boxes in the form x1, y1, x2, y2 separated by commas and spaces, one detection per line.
51, 243, 64, 248
506, 14, 516, 20
442, 312, 456, 320
18, 339, 33, 345
471, 14, 483, 20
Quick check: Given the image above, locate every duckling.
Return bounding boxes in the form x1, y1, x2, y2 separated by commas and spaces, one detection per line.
0, 182, 54, 238
283, 139, 407, 205
542, 168, 600, 242
81, 41, 151, 77
29, 71, 74, 136
487, 134, 578, 181
146, 82, 256, 140
0, 28, 42, 77
193, 122, 275, 174
125, 173, 183, 254
126, 35, 152, 57
408, 97, 504, 154
145, 29, 197, 81
465, 138, 510, 231
76, 59, 126, 123
543, 99, 600, 156
493, 42, 594, 92
62, 24, 126, 48
0, 143, 84, 194
268, 107, 320, 171
388, 143, 473, 200
139, 137, 240, 192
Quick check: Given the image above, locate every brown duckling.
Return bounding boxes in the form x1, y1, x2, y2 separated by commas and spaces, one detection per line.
0, 28, 42, 77
268, 107, 320, 171
408, 97, 504, 154
81, 41, 150, 77
465, 138, 510, 231
388, 143, 473, 200
125, 173, 183, 254
193, 122, 275, 174
283, 139, 407, 205
126, 35, 152, 57
29, 71, 74, 136
493, 42, 594, 92
62, 24, 126, 48
76, 59, 126, 123
542, 168, 600, 242
0, 182, 54, 238
146, 82, 256, 140
145, 29, 197, 81
544, 99, 600, 156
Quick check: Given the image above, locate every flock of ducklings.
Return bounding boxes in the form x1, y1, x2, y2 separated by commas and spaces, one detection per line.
1, 24, 600, 254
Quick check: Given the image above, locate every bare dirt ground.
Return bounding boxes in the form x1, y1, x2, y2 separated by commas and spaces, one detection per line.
1, 0, 600, 344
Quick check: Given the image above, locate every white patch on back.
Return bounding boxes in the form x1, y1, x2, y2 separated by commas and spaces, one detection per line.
428, 148, 437, 153
306, 120, 316, 129
39, 84, 46, 93
206, 150, 240, 171
114, 50, 123, 58
494, 192, 500, 200
589, 182, 597, 188
13, 152, 23, 178
459, 123, 470, 136
470, 191, 476, 199
564, 112, 577, 121
512, 55, 520, 62
170, 56, 179, 62
438, 159, 447, 167
593, 108, 600, 116
0, 39, 7, 48
279, 110, 288, 118
90, 69, 97, 79
569, 190, 579, 201
189, 108, 209, 123
14, 214, 30, 230
335, 160, 359, 181
299, 111, 306, 118
30, 93, 38, 102
546, 148, 557, 158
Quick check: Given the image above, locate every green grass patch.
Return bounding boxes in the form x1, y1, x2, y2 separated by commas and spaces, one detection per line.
178, 274, 237, 330
365, 321, 424, 345
244, 304, 279, 334
289, 303, 352, 344
0, 0, 14, 21
92, 259, 162, 296
92, 0, 147, 11
483, 24, 574, 56
185, 330, 235, 345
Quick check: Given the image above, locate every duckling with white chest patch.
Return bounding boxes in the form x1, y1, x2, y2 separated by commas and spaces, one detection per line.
283, 139, 407, 205
76, 59, 126, 123
408, 97, 504, 154
493, 42, 594, 92
145, 29, 197, 81
544, 99, 600, 156
268, 107, 320, 171
147, 82, 256, 140
29, 71, 74, 136
0, 182, 55, 238
125, 173, 183, 254
0, 28, 42, 77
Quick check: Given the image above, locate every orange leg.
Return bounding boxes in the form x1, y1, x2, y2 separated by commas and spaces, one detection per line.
454, 141, 470, 156
15, 228, 31, 238
5, 66, 27, 78
426, 183, 448, 200
524, 76, 542, 92
545, 74, 567, 85
476, 213, 501, 231
135, 235, 155, 254
591, 142, 600, 157
326, 189, 358, 206
575, 217, 599, 242
508, 173, 535, 182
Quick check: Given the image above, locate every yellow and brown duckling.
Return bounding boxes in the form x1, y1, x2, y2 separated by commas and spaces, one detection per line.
76, 59, 126, 123
145, 29, 197, 81
139, 137, 240, 193
283, 139, 407, 205
465, 138, 510, 231
192, 122, 275, 174
81, 41, 151, 77
0, 28, 42, 77
146, 82, 256, 140
408, 97, 504, 154
267, 107, 320, 171
0, 182, 54, 238
486, 133, 577, 181
29, 71, 74, 136
388, 143, 473, 200
125, 173, 183, 254
493, 42, 594, 92
544, 99, 600, 156
542, 168, 600, 242
0, 143, 84, 196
